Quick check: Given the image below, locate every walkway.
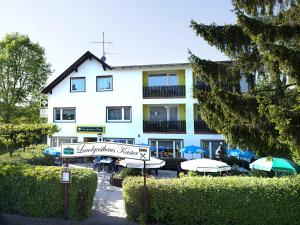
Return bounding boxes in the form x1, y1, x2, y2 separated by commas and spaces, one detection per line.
0, 168, 138, 225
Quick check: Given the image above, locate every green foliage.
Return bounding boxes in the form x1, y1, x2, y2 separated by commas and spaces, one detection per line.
0, 123, 58, 152
0, 33, 51, 123
159, 157, 186, 170
190, 1, 300, 159
123, 176, 300, 225
221, 156, 250, 169
249, 169, 274, 178
119, 167, 141, 179
0, 164, 97, 221
0, 145, 54, 166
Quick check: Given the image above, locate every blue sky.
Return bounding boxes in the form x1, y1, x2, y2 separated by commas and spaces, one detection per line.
0, 0, 236, 82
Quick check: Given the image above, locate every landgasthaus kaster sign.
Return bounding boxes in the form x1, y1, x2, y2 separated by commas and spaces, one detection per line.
60, 142, 150, 161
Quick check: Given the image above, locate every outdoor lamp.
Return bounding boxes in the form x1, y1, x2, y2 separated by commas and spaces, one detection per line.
61, 167, 72, 183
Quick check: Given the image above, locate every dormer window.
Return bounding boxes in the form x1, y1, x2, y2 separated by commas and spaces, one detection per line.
70, 77, 85, 92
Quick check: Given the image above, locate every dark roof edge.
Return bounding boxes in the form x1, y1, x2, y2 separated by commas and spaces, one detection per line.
112, 63, 190, 70
111, 60, 231, 70
42, 51, 111, 94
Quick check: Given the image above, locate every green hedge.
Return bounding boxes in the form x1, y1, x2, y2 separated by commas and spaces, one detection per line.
0, 145, 54, 166
159, 158, 186, 170
123, 176, 300, 225
0, 164, 97, 221
119, 168, 141, 179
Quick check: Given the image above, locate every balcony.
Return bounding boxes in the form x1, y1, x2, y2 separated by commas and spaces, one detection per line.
143, 120, 186, 133
194, 120, 217, 133
143, 85, 185, 98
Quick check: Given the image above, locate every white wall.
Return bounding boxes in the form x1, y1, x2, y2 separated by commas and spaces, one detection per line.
47, 58, 225, 148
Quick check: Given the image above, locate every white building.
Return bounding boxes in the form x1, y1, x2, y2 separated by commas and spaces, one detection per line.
42, 51, 244, 159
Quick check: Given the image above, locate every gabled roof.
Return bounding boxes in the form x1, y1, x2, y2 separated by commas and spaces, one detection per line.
42, 51, 111, 94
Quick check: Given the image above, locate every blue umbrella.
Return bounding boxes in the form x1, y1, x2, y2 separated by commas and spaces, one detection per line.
226, 149, 243, 158
44, 147, 61, 157
181, 145, 205, 154
226, 149, 256, 162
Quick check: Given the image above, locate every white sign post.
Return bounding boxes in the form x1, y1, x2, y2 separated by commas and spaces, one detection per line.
60, 142, 150, 161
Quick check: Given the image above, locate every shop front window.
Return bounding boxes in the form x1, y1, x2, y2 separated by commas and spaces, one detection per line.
149, 139, 183, 158
51, 137, 78, 147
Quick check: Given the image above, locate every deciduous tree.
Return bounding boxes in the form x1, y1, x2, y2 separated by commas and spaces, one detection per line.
0, 33, 51, 122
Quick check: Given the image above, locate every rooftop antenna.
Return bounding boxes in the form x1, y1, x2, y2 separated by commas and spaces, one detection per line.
91, 32, 113, 62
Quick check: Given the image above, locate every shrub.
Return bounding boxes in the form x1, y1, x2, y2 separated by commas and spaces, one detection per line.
249, 169, 275, 177
119, 167, 141, 179
221, 156, 250, 169
0, 123, 58, 151
0, 145, 55, 166
0, 164, 97, 221
159, 158, 186, 170
123, 176, 300, 225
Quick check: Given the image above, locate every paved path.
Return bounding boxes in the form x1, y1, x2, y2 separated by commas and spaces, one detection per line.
0, 169, 138, 225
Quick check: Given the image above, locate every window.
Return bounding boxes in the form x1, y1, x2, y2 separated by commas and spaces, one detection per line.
106, 107, 131, 122
200, 140, 227, 159
148, 73, 178, 86
149, 139, 183, 158
51, 137, 78, 147
149, 105, 178, 121
54, 108, 75, 122
70, 77, 85, 92
97, 76, 113, 91
104, 138, 134, 145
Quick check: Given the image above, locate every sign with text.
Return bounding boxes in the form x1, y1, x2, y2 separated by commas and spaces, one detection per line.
61, 142, 150, 161
40, 109, 48, 118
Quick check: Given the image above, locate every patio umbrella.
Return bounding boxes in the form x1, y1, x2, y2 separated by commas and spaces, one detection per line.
226, 149, 243, 158
250, 157, 300, 174
119, 157, 165, 169
44, 147, 61, 157
227, 149, 256, 162
181, 158, 231, 173
181, 145, 205, 159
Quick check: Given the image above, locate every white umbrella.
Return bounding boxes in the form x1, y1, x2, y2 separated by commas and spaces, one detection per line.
181, 158, 231, 173
119, 157, 165, 169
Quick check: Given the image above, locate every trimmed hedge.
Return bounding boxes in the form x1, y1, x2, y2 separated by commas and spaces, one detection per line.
0, 145, 54, 166
0, 164, 97, 221
159, 158, 186, 170
123, 176, 300, 225
119, 167, 141, 179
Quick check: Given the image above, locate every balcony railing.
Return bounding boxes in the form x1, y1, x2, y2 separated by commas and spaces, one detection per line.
143, 85, 185, 98
143, 120, 186, 133
194, 120, 217, 133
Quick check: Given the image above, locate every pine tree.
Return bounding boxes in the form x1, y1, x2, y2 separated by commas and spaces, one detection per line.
190, 0, 300, 159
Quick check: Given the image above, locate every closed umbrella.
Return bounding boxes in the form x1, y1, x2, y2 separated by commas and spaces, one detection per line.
181, 158, 231, 174
250, 157, 300, 174
119, 157, 165, 169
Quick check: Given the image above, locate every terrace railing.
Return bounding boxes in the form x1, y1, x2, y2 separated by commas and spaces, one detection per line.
143, 120, 186, 133
143, 85, 185, 98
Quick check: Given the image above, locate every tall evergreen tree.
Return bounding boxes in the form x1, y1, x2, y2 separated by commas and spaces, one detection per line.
190, 0, 300, 159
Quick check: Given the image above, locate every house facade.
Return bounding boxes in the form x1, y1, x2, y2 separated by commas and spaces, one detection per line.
42, 51, 247, 159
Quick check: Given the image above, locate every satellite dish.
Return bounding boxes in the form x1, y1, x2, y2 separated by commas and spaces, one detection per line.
101, 56, 106, 62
